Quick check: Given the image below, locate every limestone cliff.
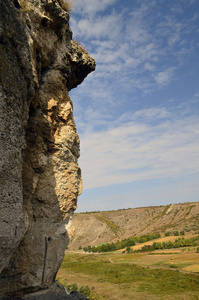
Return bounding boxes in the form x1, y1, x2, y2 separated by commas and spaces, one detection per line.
0, 0, 95, 297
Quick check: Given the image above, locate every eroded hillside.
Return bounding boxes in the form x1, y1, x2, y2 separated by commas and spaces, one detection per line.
68, 201, 199, 250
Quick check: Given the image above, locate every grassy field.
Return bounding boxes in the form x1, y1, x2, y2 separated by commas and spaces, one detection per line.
57, 236, 199, 299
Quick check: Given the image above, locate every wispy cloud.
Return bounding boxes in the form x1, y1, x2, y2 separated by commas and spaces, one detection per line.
71, 12, 123, 40
71, 0, 117, 16
78, 105, 199, 190
70, 0, 199, 101
154, 67, 176, 86
69, 0, 199, 211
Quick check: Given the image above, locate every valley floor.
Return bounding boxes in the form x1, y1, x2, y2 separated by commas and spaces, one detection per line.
57, 235, 199, 300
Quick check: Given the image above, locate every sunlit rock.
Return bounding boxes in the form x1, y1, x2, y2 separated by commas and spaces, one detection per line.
0, 0, 95, 297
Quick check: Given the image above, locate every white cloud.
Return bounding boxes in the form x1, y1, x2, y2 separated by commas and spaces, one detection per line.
144, 62, 155, 71
78, 107, 199, 190
69, 0, 199, 212
70, 0, 199, 102
154, 67, 176, 86
71, 12, 123, 40
72, 0, 117, 16
134, 107, 170, 119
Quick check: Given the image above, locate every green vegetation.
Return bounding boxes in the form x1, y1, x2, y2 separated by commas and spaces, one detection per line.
165, 231, 172, 236
79, 285, 91, 297
95, 215, 119, 237
161, 204, 171, 216
135, 236, 199, 252
148, 252, 179, 255
66, 283, 78, 292
173, 230, 180, 236
185, 205, 195, 217
165, 230, 184, 236
65, 283, 91, 298
58, 250, 199, 299
83, 233, 161, 253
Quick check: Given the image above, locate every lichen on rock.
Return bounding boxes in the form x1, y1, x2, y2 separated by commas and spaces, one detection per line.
0, 0, 95, 297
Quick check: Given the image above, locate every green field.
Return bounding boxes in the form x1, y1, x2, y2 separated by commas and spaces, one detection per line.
57, 236, 199, 299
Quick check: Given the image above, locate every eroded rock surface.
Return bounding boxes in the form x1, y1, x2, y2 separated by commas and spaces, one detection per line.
0, 0, 95, 297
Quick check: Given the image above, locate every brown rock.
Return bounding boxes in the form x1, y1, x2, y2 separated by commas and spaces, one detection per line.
0, 0, 95, 297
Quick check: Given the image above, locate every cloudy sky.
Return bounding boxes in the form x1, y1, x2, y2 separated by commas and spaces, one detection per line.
69, 0, 199, 212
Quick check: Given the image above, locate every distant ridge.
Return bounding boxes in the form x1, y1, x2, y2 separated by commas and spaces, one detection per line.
68, 201, 199, 250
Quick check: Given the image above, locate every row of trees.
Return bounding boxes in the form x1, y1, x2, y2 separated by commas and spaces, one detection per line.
83, 233, 161, 253
135, 236, 199, 252
165, 230, 185, 236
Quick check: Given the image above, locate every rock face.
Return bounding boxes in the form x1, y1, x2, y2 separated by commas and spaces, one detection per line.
0, 0, 95, 297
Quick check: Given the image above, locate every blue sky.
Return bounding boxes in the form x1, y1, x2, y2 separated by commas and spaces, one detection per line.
69, 0, 199, 212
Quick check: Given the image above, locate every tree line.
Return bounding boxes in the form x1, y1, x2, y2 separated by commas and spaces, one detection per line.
83, 233, 161, 253
134, 236, 199, 252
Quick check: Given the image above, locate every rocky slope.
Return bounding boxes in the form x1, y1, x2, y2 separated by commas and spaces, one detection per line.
68, 201, 199, 250
0, 0, 95, 298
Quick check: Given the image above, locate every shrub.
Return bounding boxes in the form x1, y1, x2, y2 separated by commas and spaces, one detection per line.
136, 245, 155, 252
173, 231, 179, 236
126, 246, 132, 253
67, 283, 78, 292
79, 285, 91, 297
165, 231, 171, 236
196, 247, 199, 253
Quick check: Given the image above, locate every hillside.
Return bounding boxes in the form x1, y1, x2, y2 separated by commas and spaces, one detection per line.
68, 201, 199, 250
